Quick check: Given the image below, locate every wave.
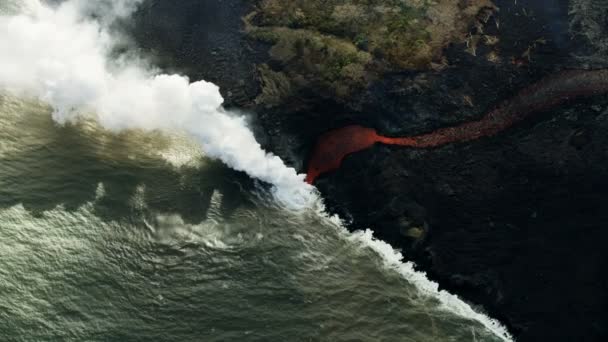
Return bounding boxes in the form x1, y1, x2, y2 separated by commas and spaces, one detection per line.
0, 1, 513, 340
314, 208, 513, 341
348, 229, 513, 341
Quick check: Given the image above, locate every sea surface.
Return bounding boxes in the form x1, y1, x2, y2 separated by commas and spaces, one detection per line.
0, 94, 511, 341
0, 0, 512, 340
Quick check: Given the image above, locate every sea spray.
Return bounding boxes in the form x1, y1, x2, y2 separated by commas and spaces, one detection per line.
349, 229, 513, 341
316, 209, 514, 342
0, 1, 513, 340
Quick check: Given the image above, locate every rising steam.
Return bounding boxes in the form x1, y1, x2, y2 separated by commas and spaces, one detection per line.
0, 2, 515, 339
0, 0, 315, 209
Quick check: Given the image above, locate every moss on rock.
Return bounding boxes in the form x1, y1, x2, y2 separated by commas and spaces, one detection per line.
246, 0, 496, 107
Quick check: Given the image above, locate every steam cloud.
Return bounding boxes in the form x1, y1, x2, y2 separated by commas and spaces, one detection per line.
0, 3, 516, 338
0, 0, 316, 209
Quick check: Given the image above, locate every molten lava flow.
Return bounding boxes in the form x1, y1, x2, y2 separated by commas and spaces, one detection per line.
306, 69, 608, 184
305, 126, 383, 184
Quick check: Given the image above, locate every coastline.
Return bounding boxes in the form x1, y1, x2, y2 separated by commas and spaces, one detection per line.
128, 1, 608, 340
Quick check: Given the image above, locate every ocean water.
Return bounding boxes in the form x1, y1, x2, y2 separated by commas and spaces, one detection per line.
0, 0, 511, 340
0, 94, 510, 341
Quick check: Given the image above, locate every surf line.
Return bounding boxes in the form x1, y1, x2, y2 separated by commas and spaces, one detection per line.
305, 69, 608, 184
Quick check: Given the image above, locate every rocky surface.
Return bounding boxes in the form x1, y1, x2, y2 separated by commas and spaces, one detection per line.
317, 102, 608, 341
245, 0, 495, 107
129, 0, 608, 341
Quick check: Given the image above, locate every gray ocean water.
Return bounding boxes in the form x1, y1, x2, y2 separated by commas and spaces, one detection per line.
0, 1, 512, 339
0, 93, 510, 341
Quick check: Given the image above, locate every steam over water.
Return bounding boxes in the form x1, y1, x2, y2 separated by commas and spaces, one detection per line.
0, 1, 512, 341
0, 0, 313, 209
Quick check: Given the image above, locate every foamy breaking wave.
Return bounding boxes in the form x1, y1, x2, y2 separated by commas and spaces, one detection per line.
310, 208, 513, 341
0, 0, 512, 340
348, 229, 514, 341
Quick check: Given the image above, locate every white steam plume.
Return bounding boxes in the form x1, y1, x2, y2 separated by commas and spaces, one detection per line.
0, 1, 514, 339
0, 0, 316, 209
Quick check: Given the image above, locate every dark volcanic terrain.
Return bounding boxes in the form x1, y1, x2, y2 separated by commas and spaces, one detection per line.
130, 1, 608, 341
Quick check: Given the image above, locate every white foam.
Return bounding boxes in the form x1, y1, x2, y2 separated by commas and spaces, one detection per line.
307, 200, 513, 341
347, 228, 514, 341
0, 1, 514, 339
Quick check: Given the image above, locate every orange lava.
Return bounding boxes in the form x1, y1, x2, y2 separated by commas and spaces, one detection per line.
305, 69, 608, 184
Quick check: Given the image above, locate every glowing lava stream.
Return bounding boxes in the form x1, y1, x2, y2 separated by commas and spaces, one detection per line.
305, 69, 608, 184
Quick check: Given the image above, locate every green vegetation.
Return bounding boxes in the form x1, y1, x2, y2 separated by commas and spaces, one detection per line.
252, 0, 437, 69
246, 0, 495, 105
